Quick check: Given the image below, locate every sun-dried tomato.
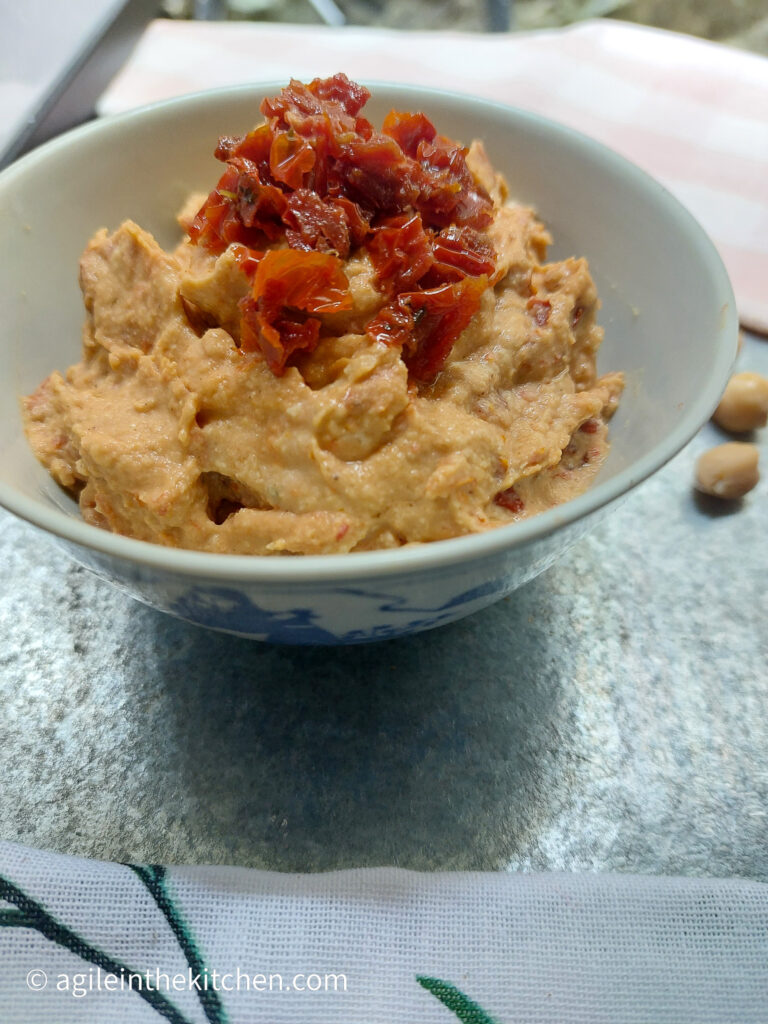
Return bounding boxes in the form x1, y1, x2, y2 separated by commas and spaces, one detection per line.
189, 166, 262, 253
253, 249, 352, 314
330, 196, 371, 249
369, 276, 487, 382
232, 162, 286, 239
308, 73, 371, 116
366, 301, 415, 349
261, 79, 374, 188
334, 134, 415, 213
401, 277, 487, 381
412, 136, 494, 231
240, 250, 352, 374
262, 74, 370, 124
284, 189, 351, 255
240, 296, 321, 374
367, 213, 433, 292
261, 79, 324, 124
229, 244, 263, 278
269, 130, 316, 189
527, 298, 552, 327
494, 487, 525, 514
214, 135, 242, 161
382, 109, 436, 157
189, 75, 498, 379
223, 123, 273, 179
428, 226, 496, 283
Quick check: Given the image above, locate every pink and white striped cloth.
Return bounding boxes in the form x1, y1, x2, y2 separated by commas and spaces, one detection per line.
99, 18, 768, 333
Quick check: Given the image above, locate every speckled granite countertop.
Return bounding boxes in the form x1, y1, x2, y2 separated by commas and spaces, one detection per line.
1, 334, 766, 877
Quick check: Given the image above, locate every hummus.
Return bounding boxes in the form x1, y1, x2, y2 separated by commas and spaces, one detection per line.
23, 75, 623, 555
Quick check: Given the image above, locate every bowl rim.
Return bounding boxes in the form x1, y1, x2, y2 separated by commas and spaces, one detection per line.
0, 80, 739, 583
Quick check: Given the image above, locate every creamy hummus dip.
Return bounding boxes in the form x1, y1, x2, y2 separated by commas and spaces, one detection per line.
24, 75, 622, 555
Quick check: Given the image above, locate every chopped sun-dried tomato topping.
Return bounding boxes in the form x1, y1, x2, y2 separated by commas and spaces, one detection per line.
382, 109, 436, 157
229, 244, 263, 278
269, 131, 316, 189
253, 248, 352, 314
367, 213, 434, 294
188, 74, 498, 378
428, 226, 496, 283
367, 276, 488, 383
239, 249, 352, 375
284, 189, 352, 256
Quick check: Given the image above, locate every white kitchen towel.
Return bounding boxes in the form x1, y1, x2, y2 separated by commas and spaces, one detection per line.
98, 18, 768, 335
1, 839, 767, 1023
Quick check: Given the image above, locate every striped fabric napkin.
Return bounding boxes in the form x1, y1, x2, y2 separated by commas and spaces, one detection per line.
98, 17, 768, 334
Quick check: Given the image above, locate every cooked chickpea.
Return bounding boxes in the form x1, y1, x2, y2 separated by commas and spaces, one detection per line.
712, 372, 768, 433
695, 442, 760, 500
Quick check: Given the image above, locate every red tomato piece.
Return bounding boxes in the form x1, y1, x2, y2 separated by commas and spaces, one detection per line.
382, 109, 436, 157
214, 135, 242, 161
240, 296, 321, 374
330, 196, 371, 249
334, 134, 415, 213
229, 244, 263, 279
308, 73, 371, 116
494, 487, 525, 514
261, 79, 324, 123
367, 213, 434, 292
239, 250, 353, 374
527, 298, 552, 327
429, 225, 496, 283
261, 75, 372, 143
189, 166, 260, 253
368, 276, 487, 382
365, 301, 414, 349
253, 249, 352, 314
401, 276, 487, 381
284, 189, 351, 256
231, 162, 287, 239
220, 122, 273, 179
413, 136, 494, 230
269, 131, 316, 189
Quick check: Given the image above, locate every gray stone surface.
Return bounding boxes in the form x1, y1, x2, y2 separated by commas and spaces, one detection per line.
0, 335, 766, 877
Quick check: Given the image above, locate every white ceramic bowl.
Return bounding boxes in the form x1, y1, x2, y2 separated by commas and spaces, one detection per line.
0, 83, 737, 643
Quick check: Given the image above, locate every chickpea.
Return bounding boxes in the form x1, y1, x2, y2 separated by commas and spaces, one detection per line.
695, 442, 760, 500
713, 372, 768, 433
